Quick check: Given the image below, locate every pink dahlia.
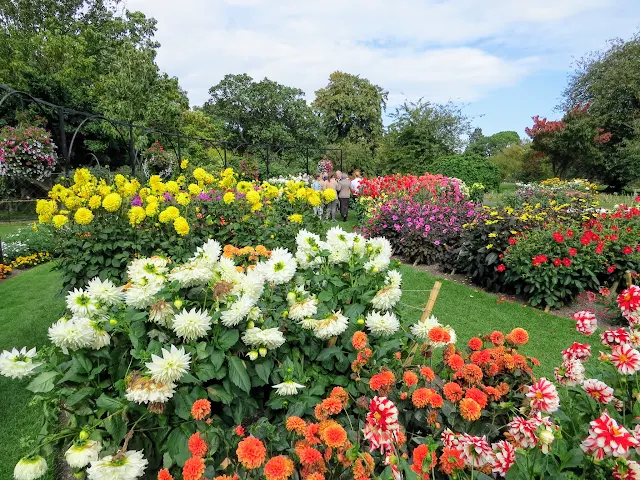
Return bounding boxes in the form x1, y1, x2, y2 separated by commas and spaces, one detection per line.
526, 377, 560, 413
611, 344, 640, 375
581, 412, 639, 459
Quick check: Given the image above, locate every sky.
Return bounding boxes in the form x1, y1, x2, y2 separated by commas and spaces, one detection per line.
126, 0, 640, 137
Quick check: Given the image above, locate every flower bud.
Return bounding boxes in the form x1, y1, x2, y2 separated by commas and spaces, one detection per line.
109, 319, 118, 326
247, 351, 259, 361
247, 321, 255, 329
78, 430, 89, 440
539, 429, 554, 445
259, 347, 268, 357
356, 318, 365, 325
174, 299, 183, 309
286, 292, 297, 304
282, 310, 288, 318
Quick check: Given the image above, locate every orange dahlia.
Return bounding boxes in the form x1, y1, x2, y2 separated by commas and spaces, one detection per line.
158, 469, 174, 480
305, 423, 321, 445
428, 326, 451, 344
459, 364, 483, 384
412, 388, 433, 408
213, 476, 238, 480
188, 432, 208, 457
369, 370, 395, 392
320, 422, 348, 448
439, 448, 464, 475
263, 455, 294, 480
330, 386, 348, 404
420, 366, 435, 382
306, 474, 325, 480
299, 446, 323, 466
235, 425, 245, 436
468, 337, 483, 351
353, 453, 375, 480
236, 436, 267, 469
191, 399, 211, 420
403, 371, 419, 387
321, 397, 343, 415
459, 398, 482, 421
443, 382, 463, 402
411, 444, 436, 477
471, 350, 491, 366
464, 387, 488, 409
446, 354, 464, 371
489, 330, 505, 346
314, 403, 328, 421
352, 331, 368, 350
182, 456, 205, 480
483, 385, 502, 401
429, 393, 443, 408
506, 327, 529, 345
286, 416, 306, 435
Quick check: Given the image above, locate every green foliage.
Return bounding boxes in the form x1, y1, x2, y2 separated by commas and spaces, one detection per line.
180, 110, 229, 167
428, 154, 501, 191
312, 71, 387, 148
466, 130, 521, 158
380, 99, 471, 174
204, 73, 323, 148
489, 143, 544, 182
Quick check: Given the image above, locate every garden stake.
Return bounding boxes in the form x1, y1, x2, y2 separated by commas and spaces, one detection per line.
404, 281, 442, 366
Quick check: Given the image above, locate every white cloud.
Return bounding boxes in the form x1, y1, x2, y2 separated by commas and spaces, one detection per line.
125, 0, 632, 111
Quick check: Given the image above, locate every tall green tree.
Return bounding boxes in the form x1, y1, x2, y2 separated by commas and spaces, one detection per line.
466, 131, 521, 157
562, 31, 640, 187
379, 99, 471, 174
203, 74, 322, 149
312, 71, 387, 148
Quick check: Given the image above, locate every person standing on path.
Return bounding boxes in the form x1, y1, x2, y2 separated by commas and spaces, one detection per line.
324, 172, 339, 221
350, 169, 363, 195
337, 173, 351, 222
311, 174, 324, 218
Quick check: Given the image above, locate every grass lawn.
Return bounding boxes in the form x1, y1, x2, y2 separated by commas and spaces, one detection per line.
0, 242, 596, 477
0, 221, 31, 238
0, 263, 64, 480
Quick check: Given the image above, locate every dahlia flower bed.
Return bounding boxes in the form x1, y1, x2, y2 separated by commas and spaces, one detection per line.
36, 167, 337, 289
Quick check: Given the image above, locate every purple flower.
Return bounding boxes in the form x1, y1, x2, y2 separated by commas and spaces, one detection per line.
163, 192, 173, 202
130, 195, 142, 207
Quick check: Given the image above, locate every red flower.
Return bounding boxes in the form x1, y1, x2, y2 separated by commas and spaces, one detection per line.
608, 265, 617, 274
568, 247, 578, 256
496, 264, 506, 272
566, 229, 574, 238
573, 310, 598, 335
611, 344, 640, 375
552, 232, 565, 243
581, 412, 639, 459
532, 254, 548, 266
596, 243, 605, 254
235, 425, 245, 436
562, 257, 572, 267
508, 237, 517, 245
623, 246, 634, 255
468, 337, 483, 351
553, 258, 562, 266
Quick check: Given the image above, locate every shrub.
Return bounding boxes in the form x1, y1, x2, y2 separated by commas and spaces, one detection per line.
0, 122, 58, 180
505, 178, 600, 210
38, 167, 327, 290
0, 224, 53, 262
428, 154, 501, 191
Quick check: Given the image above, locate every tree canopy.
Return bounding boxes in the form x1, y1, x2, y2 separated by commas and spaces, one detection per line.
466, 131, 521, 158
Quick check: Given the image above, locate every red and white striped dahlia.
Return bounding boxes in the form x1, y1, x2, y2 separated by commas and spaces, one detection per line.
362, 396, 400, 453
581, 412, 639, 459
582, 379, 614, 404
573, 311, 597, 336
526, 377, 560, 413
611, 344, 640, 375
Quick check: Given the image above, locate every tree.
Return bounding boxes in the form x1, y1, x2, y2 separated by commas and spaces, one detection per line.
203, 74, 323, 148
489, 143, 542, 182
312, 71, 387, 148
468, 127, 484, 146
562, 31, 640, 187
466, 131, 521, 157
379, 99, 471, 174
180, 109, 228, 167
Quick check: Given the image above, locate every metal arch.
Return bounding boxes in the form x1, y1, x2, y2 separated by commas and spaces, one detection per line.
0, 89, 51, 119
68, 114, 129, 160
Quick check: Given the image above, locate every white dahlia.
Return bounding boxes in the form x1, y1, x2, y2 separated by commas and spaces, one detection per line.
288, 297, 318, 321
233, 270, 264, 301
124, 281, 163, 309
351, 233, 366, 256
65, 440, 102, 469
272, 380, 305, 396
295, 229, 325, 255
14, 456, 47, 480
145, 345, 191, 383
214, 256, 242, 284
0, 347, 40, 379
295, 249, 324, 269
89, 324, 110, 350
66, 288, 98, 316
167, 260, 212, 288
172, 308, 211, 341
48, 317, 95, 352
366, 310, 400, 336
127, 257, 169, 283
148, 300, 174, 327
256, 248, 297, 284
371, 286, 402, 311
386, 270, 402, 288
314, 311, 349, 340
364, 237, 392, 272
242, 327, 286, 350
299, 317, 318, 330
87, 450, 147, 480
86, 277, 124, 306
220, 295, 255, 327
409, 315, 441, 341
125, 376, 176, 404
190, 239, 222, 267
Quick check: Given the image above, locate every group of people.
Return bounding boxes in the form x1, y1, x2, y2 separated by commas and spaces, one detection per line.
311, 169, 363, 222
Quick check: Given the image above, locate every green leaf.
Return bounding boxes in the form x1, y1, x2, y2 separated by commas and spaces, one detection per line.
27, 371, 59, 393
104, 413, 127, 445
227, 356, 251, 393
166, 426, 191, 466
344, 302, 366, 320
207, 385, 234, 404
255, 359, 274, 383
96, 394, 125, 413
217, 330, 240, 350
66, 387, 94, 406
195, 363, 217, 382
210, 350, 225, 370
318, 290, 333, 302
316, 346, 342, 361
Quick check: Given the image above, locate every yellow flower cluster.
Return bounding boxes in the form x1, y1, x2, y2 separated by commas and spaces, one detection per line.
0, 263, 12, 279
11, 252, 51, 269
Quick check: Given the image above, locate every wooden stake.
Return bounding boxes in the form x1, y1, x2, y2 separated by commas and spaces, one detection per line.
404, 281, 442, 366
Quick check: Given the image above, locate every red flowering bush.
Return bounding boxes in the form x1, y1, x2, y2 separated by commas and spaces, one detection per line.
359, 173, 467, 203
504, 205, 640, 307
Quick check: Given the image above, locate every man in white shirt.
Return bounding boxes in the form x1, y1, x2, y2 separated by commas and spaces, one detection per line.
350, 169, 363, 194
